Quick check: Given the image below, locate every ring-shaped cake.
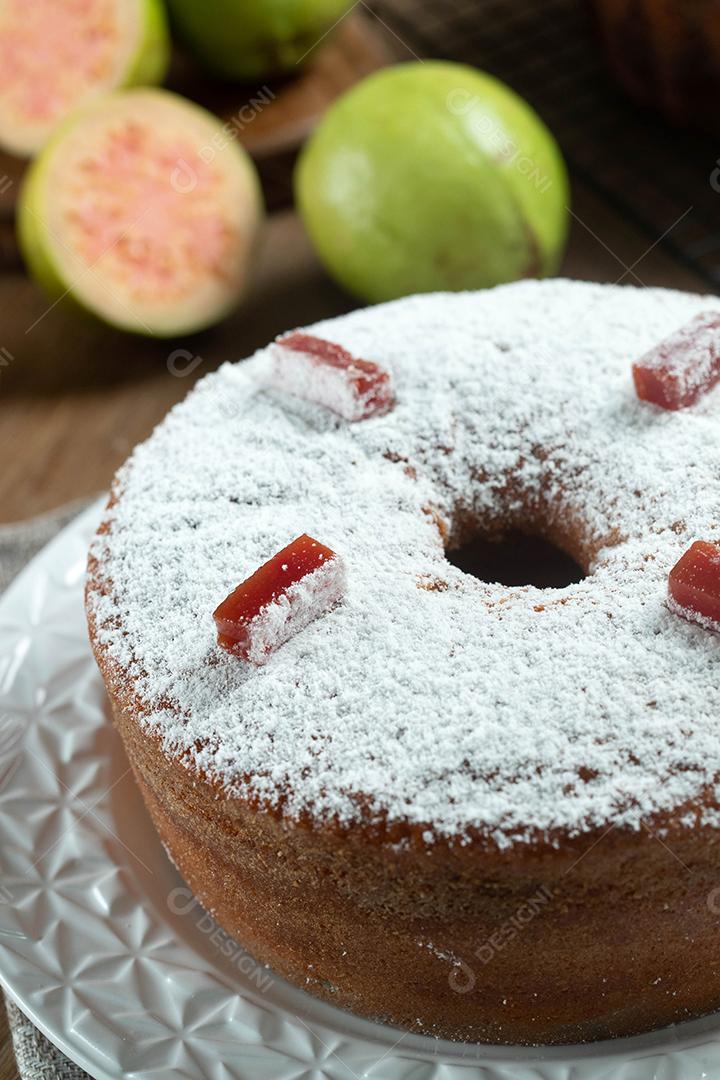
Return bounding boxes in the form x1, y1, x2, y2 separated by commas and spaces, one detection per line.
87, 280, 720, 1044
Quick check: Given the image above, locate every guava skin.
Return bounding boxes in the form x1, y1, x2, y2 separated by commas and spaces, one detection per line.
129, 0, 172, 88
295, 61, 570, 303
18, 90, 264, 338
166, 0, 354, 80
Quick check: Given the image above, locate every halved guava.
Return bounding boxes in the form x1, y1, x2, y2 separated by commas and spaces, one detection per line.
0, 0, 170, 158
166, 0, 355, 80
18, 88, 264, 337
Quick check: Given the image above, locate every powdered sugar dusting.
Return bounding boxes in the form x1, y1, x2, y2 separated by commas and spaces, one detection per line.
667, 595, 720, 636
88, 280, 720, 847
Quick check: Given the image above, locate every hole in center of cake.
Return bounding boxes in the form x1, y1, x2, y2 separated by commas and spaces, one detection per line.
446, 529, 586, 589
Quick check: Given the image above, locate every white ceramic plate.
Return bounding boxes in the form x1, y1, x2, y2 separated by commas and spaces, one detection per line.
1, 500, 719, 1080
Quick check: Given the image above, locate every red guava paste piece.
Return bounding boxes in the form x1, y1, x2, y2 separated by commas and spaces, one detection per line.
668, 540, 720, 630
270, 332, 395, 421
214, 534, 345, 665
633, 312, 720, 410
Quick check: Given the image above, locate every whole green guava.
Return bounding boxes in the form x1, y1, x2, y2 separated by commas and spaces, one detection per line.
166, 0, 355, 80
295, 61, 570, 302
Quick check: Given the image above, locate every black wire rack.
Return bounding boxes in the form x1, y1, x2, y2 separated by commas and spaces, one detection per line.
370, 0, 720, 291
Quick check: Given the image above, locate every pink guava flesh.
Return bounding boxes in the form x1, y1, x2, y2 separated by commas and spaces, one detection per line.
0, 0, 122, 128
64, 119, 241, 303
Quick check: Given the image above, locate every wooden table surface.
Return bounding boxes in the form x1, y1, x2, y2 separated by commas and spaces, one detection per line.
0, 24, 712, 1080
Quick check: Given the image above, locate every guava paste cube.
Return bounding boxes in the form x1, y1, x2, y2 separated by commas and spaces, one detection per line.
214, 533, 345, 664
270, 332, 395, 420
668, 540, 720, 631
633, 312, 720, 410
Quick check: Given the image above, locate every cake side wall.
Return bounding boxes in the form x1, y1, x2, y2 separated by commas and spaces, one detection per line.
86, 579, 720, 1044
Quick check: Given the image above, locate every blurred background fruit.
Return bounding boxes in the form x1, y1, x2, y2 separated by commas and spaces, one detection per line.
0, 0, 169, 157
18, 88, 263, 336
166, 0, 356, 79
590, 0, 720, 136
295, 61, 569, 302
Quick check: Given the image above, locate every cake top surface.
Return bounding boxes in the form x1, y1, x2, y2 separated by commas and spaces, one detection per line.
89, 279, 720, 848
